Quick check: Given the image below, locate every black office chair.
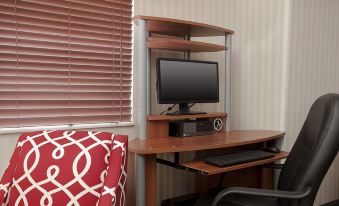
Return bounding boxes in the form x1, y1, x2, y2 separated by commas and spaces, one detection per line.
195, 93, 339, 206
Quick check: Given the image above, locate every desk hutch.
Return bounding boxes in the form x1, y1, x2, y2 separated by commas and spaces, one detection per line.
128, 16, 287, 206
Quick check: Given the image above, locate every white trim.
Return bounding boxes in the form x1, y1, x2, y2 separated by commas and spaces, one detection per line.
0, 122, 135, 134
280, 0, 291, 131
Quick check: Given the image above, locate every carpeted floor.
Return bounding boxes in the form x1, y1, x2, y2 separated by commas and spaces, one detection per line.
321, 199, 339, 206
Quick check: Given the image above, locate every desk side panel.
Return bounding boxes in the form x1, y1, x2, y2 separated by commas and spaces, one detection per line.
145, 154, 157, 206
127, 152, 136, 206
147, 121, 169, 138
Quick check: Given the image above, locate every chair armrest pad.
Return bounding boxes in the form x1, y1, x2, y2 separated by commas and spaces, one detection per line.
212, 187, 312, 206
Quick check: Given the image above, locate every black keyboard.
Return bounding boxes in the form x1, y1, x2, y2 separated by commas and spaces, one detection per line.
204, 150, 275, 167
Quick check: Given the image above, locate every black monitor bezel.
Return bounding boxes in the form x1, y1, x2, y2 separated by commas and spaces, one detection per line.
156, 58, 219, 104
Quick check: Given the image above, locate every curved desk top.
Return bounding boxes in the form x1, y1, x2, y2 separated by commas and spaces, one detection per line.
129, 130, 285, 154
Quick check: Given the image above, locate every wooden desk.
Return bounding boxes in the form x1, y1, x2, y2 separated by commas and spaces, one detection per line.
133, 15, 235, 205
129, 130, 286, 206
129, 130, 284, 154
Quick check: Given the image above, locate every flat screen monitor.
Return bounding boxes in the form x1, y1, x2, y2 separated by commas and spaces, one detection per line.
156, 58, 219, 115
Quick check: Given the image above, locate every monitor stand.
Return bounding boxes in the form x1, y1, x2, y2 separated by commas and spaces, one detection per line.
166, 103, 206, 115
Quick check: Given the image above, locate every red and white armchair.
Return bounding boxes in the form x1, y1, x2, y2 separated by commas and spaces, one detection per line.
0, 130, 128, 206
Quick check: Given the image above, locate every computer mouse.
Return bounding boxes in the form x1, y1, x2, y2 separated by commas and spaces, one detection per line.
267, 147, 280, 154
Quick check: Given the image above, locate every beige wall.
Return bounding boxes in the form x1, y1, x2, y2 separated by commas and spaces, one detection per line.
0, 0, 339, 205
135, 0, 286, 131
284, 0, 339, 204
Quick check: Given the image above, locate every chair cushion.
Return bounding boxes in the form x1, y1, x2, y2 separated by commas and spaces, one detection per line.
5, 130, 118, 206
194, 188, 279, 206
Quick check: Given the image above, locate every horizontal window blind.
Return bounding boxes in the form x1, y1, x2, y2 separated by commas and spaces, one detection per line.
0, 0, 133, 128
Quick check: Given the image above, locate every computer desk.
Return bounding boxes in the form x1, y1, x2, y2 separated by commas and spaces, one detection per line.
128, 127, 287, 206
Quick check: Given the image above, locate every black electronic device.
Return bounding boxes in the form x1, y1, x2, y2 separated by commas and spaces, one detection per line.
169, 119, 213, 137
204, 150, 275, 167
156, 58, 219, 115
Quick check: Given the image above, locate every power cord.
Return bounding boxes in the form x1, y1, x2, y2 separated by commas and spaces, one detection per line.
160, 103, 195, 115
160, 104, 177, 115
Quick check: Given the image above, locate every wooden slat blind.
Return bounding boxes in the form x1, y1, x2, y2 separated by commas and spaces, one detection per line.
0, 0, 133, 128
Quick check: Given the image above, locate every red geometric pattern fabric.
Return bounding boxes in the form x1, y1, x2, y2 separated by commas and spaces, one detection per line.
0, 130, 128, 206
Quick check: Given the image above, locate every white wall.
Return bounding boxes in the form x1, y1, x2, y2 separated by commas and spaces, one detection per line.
0, 133, 19, 175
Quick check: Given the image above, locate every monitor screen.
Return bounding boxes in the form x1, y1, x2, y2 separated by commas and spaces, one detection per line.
157, 58, 219, 104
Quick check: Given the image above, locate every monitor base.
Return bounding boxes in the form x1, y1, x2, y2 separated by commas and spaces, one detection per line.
166, 111, 207, 116
166, 103, 207, 116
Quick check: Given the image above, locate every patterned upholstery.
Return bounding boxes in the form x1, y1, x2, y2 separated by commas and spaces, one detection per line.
0, 130, 128, 206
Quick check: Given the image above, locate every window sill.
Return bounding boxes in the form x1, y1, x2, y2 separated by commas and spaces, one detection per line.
0, 122, 135, 135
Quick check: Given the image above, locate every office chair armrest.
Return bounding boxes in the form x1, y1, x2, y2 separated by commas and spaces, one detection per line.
212, 186, 312, 206
262, 163, 284, 169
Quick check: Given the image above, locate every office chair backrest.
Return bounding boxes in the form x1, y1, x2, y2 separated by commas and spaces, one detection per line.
278, 94, 339, 206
